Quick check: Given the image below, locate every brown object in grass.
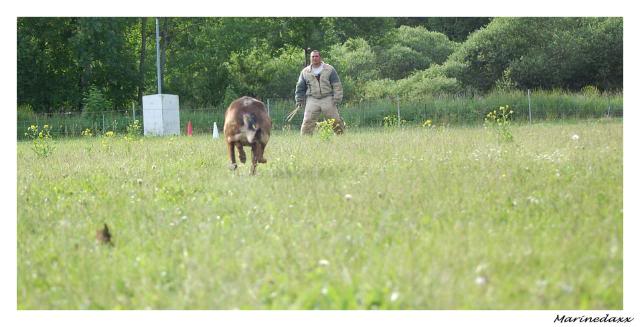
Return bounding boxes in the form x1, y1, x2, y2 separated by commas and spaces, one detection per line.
96, 223, 113, 246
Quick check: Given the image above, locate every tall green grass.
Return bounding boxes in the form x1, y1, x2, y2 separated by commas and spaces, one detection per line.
16, 90, 622, 139
17, 120, 622, 309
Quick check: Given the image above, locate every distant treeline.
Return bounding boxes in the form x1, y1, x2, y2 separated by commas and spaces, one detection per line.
17, 17, 622, 113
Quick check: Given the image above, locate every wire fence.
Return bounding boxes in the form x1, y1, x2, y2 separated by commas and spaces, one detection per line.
17, 91, 623, 139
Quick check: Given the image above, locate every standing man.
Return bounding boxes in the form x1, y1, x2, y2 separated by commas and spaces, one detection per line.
294, 50, 345, 135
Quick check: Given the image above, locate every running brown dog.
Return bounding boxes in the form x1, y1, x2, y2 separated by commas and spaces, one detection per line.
223, 96, 272, 175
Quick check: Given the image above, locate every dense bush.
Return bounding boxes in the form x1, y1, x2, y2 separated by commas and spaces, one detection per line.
361, 61, 466, 101
375, 44, 424, 80
445, 17, 623, 92
82, 86, 113, 116
224, 44, 303, 104
376, 26, 458, 80
398, 74, 462, 99
326, 38, 380, 82
361, 79, 397, 100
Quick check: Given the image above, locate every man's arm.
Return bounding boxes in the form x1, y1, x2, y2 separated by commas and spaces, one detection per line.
329, 69, 343, 104
294, 72, 307, 105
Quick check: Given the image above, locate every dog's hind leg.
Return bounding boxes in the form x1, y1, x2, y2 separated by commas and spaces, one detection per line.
227, 142, 238, 170
250, 143, 260, 175
258, 141, 267, 163
236, 143, 247, 163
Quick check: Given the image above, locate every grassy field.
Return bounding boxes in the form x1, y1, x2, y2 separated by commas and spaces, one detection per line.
17, 119, 623, 309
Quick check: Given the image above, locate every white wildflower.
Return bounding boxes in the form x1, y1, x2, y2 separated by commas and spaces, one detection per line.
560, 283, 574, 293
475, 276, 487, 286
527, 196, 541, 204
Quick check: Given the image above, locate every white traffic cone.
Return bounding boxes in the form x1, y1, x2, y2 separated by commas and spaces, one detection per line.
212, 122, 219, 139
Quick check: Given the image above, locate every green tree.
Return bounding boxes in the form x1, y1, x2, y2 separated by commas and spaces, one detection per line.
225, 44, 304, 101
376, 26, 458, 80
396, 17, 492, 42
158, 18, 227, 106
18, 18, 81, 112
446, 17, 623, 92
69, 18, 139, 109
321, 17, 396, 45
83, 86, 113, 117
326, 38, 379, 81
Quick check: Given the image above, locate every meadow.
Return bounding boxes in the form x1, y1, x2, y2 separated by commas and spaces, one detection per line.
17, 119, 622, 309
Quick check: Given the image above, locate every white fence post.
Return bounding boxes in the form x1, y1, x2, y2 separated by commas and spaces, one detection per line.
396, 95, 400, 126
527, 89, 532, 124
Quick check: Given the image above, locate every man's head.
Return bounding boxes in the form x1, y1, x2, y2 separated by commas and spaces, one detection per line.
310, 50, 322, 66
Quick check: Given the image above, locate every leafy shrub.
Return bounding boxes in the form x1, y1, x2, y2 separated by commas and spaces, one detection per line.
362, 79, 398, 100
361, 61, 463, 101
375, 44, 423, 80
484, 105, 514, 142
83, 86, 112, 117
326, 38, 380, 82
125, 120, 142, 140
447, 17, 622, 92
376, 26, 458, 80
225, 44, 304, 99
382, 115, 406, 128
383, 115, 397, 127
24, 124, 54, 157
316, 119, 336, 141
398, 74, 462, 99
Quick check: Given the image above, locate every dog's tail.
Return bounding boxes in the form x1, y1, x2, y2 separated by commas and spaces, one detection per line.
243, 113, 258, 131
242, 113, 259, 143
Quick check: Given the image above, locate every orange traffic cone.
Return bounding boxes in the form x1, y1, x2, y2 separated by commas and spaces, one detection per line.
187, 121, 193, 136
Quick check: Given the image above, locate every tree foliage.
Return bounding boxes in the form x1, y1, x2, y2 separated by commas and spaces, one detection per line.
225, 44, 304, 102
445, 17, 623, 92
17, 17, 622, 112
376, 25, 458, 80
395, 17, 492, 42
82, 86, 113, 116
